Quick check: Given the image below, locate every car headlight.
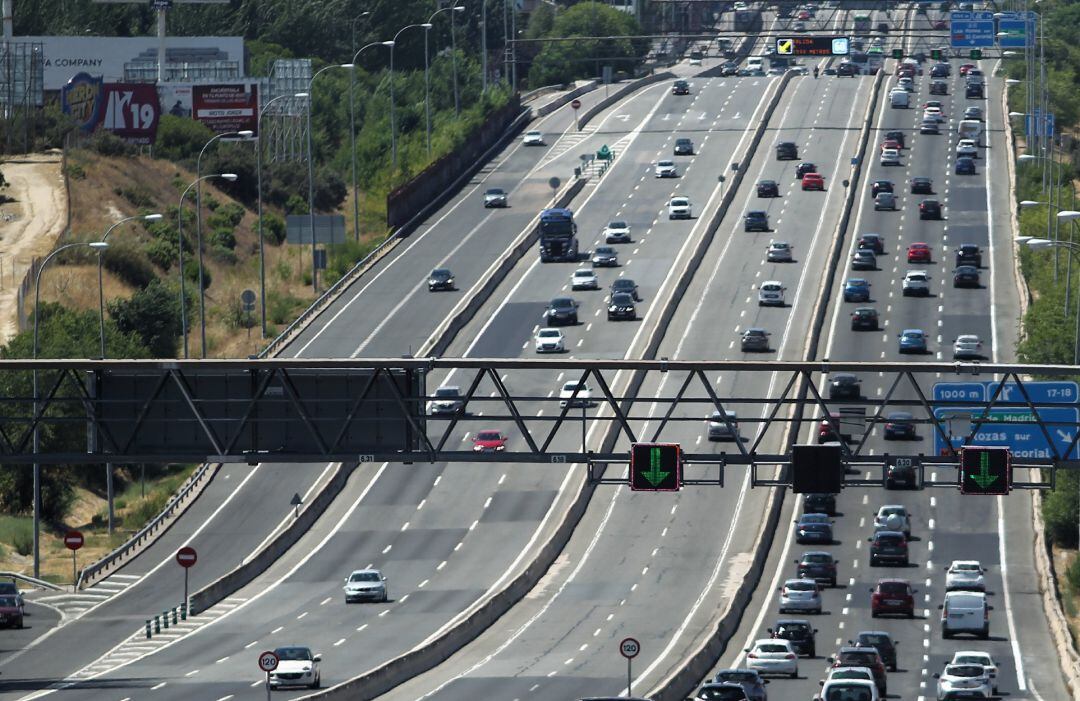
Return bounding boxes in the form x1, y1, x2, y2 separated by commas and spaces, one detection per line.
609, 305, 617, 312
473, 445, 483, 452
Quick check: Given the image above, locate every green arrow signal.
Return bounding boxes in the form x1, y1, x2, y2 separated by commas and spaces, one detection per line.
969, 451, 999, 489
643, 447, 671, 487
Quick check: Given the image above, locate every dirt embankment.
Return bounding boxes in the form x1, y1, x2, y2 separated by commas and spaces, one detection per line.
0, 151, 67, 345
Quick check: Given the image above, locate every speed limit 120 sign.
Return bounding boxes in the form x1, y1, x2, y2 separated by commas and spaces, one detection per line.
620, 637, 640, 659
258, 650, 279, 673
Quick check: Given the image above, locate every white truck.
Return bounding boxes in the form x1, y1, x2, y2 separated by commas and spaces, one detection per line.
957, 119, 984, 146
746, 56, 765, 74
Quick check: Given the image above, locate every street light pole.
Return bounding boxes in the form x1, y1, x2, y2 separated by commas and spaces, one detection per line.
390, 24, 431, 169
425, 8, 460, 157
257, 93, 304, 339
32, 240, 109, 577
349, 42, 393, 242
305, 63, 353, 294
196, 130, 252, 358
451, 5, 463, 116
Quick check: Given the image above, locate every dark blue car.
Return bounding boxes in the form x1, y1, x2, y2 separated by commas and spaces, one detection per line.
843, 278, 871, 302
955, 156, 976, 175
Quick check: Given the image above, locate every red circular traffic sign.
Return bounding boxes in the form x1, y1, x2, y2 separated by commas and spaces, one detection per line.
571, 98, 581, 109
620, 637, 640, 659
176, 546, 197, 569
258, 650, 279, 672
64, 530, 84, 551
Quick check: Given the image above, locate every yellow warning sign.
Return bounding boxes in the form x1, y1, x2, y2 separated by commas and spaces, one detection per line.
776, 38, 794, 55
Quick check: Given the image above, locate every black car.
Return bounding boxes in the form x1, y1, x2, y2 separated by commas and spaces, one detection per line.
836, 62, 860, 77
852, 631, 898, 672
744, 211, 769, 232
930, 80, 948, 95
871, 180, 894, 197
776, 141, 799, 160
545, 297, 578, 325
610, 278, 641, 301
953, 265, 980, 287
884, 130, 906, 148
828, 373, 860, 399
966, 83, 984, 99
672, 79, 690, 95
769, 619, 818, 657
869, 531, 909, 566
674, 137, 694, 155
910, 176, 933, 194
857, 233, 885, 254
427, 267, 455, 291
955, 157, 976, 175
930, 64, 949, 78
886, 458, 919, 489
956, 243, 982, 267
795, 551, 838, 587
804, 492, 836, 516
720, 62, 740, 76
757, 179, 780, 197
883, 411, 916, 440
607, 292, 637, 321
795, 521, 833, 544
919, 199, 942, 220
876, 21, 889, 32
850, 307, 879, 331
794, 162, 817, 179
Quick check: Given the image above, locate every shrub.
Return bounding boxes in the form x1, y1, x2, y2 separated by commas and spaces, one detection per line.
210, 244, 237, 265
268, 289, 303, 324
12, 527, 31, 556
88, 130, 133, 157
102, 242, 156, 289
285, 193, 308, 215
209, 227, 236, 250
261, 212, 286, 245
113, 185, 155, 209
108, 278, 185, 357
216, 202, 245, 228
1068, 555, 1080, 592
66, 163, 86, 180
1043, 471, 1080, 548
145, 238, 178, 270
153, 115, 214, 162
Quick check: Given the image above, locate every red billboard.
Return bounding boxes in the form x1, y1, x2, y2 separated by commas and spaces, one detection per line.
193, 83, 258, 136
61, 73, 161, 144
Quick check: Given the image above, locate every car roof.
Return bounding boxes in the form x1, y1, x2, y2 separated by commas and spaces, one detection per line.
901, 328, 924, 335
874, 530, 906, 537
855, 630, 892, 640
876, 577, 911, 584
350, 567, 382, 575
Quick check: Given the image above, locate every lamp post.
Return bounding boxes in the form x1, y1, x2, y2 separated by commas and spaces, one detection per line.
305, 63, 353, 294
349, 42, 393, 241
451, 5, 464, 116
257, 92, 306, 338
196, 130, 252, 358
350, 10, 371, 60
31, 240, 109, 577
97, 214, 159, 535
425, 7, 464, 157
390, 23, 431, 169
178, 173, 237, 359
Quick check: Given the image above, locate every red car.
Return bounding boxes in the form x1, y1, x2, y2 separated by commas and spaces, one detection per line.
801, 173, 825, 191
959, 63, 976, 76
880, 139, 900, 153
797, 9, 811, 20
472, 430, 507, 452
907, 243, 932, 263
870, 578, 916, 617
0, 595, 23, 628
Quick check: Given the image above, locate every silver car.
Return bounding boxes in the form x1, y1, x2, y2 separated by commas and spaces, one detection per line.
873, 505, 912, 537
591, 246, 619, 267
571, 268, 600, 290
874, 192, 897, 210
767, 241, 794, 262
483, 187, 508, 207
707, 410, 739, 441
604, 220, 632, 243
655, 159, 678, 178
778, 578, 822, 614
343, 568, 388, 603
426, 386, 464, 415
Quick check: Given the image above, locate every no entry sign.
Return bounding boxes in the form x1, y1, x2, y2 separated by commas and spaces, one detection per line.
64, 530, 84, 551
571, 98, 581, 109
176, 546, 197, 568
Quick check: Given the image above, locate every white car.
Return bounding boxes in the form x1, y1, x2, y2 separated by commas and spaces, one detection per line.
897, 77, 915, 92
668, 196, 692, 220
902, 270, 930, 296
570, 268, 599, 290
534, 327, 565, 353
821, 678, 880, 701
956, 138, 978, 158
523, 130, 544, 146
935, 663, 992, 700
559, 380, 594, 408
758, 280, 786, 306
880, 148, 900, 166
873, 504, 911, 536
744, 638, 799, 678
825, 666, 876, 685
268, 646, 322, 689
952, 334, 983, 360
778, 577, 822, 614
945, 560, 986, 591
603, 220, 632, 243
655, 159, 678, 178
923, 106, 945, 122
951, 651, 998, 692
343, 568, 388, 603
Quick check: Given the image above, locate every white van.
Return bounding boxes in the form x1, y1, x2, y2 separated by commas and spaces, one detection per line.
957, 119, 984, 146
889, 89, 909, 108
940, 591, 991, 639
746, 56, 765, 73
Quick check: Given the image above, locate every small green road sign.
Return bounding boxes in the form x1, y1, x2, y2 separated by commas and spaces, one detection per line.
597, 145, 613, 161
970, 48, 982, 59
630, 443, 681, 491
931, 49, 942, 60
959, 446, 1011, 495
892, 48, 903, 59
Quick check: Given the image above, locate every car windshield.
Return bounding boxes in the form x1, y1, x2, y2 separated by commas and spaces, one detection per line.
877, 581, 908, 595
947, 665, 985, 677
672, 198, 689, 206
612, 293, 634, 305
876, 534, 903, 545
786, 581, 816, 591
955, 654, 990, 665
658, 160, 674, 167
538, 330, 560, 339
762, 284, 782, 292
563, 382, 586, 392
842, 652, 877, 665
902, 331, 921, 340
349, 572, 380, 582
486, 188, 504, 195
609, 221, 627, 229
596, 247, 614, 255
805, 553, 832, 563
434, 388, 459, 398
697, 687, 746, 701
431, 269, 451, 278
476, 431, 501, 441
716, 671, 756, 683
275, 647, 313, 661
859, 634, 889, 646
573, 270, 593, 278
758, 643, 790, 653
771, 243, 788, 250
832, 669, 871, 679
953, 563, 980, 572
0, 596, 16, 607
552, 298, 573, 309
777, 623, 809, 634
887, 412, 911, 421
824, 687, 873, 701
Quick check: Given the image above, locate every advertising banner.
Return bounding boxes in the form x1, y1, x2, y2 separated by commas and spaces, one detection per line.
61, 72, 161, 143
193, 83, 259, 136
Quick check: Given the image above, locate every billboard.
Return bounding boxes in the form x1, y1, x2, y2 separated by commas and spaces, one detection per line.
193, 83, 258, 135
61, 73, 161, 144
18, 35, 244, 91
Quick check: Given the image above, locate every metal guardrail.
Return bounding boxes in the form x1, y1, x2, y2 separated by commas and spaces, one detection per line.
74, 463, 218, 590
0, 570, 62, 591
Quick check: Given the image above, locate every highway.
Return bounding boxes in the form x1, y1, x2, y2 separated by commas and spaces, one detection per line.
699, 7, 1071, 701
16, 38, 789, 700
0, 72, 644, 699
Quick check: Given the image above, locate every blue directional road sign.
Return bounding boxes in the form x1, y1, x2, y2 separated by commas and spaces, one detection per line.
997, 11, 1033, 48
932, 381, 1080, 459
1026, 110, 1054, 139
950, 11, 995, 48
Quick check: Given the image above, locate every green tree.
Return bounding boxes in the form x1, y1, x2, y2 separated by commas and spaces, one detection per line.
108, 279, 185, 358
1042, 471, 1079, 548
527, 3, 647, 87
